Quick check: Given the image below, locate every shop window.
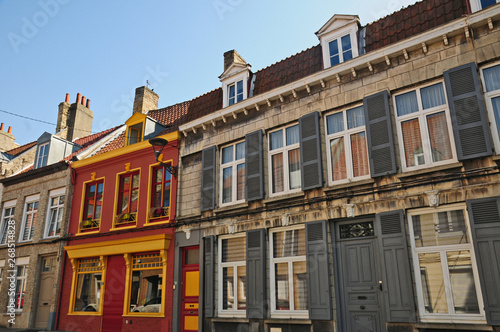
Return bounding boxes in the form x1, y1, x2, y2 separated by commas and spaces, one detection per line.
116, 172, 139, 226
218, 234, 246, 316
408, 206, 485, 321
72, 258, 103, 313
128, 253, 164, 314
149, 165, 171, 222
81, 180, 104, 231
269, 226, 308, 318
220, 142, 245, 206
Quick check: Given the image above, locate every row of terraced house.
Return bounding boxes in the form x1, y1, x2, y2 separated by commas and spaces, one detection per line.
1, 0, 500, 331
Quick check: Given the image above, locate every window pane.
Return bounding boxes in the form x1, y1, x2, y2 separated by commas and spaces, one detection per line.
222, 167, 232, 204
481, 0, 497, 9
237, 266, 246, 310
401, 118, 424, 167
327, 112, 344, 134
293, 261, 308, 310
288, 149, 301, 190
343, 49, 353, 62
329, 40, 340, 66
222, 237, 246, 262
427, 112, 453, 162
235, 142, 245, 160
447, 251, 480, 314
342, 34, 352, 61
421, 83, 446, 109
351, 132, 369, 177
484, 65, 500, 92
270, 131, 283, 150
347, 106, 365, 129
412, 210, 469, 248
237, 164, 245, 201
222, 266, 234, 310
130, 189, 139, 213
273, 229, 305, 258
74, 273, 101, 311
272, 153, 284, 193
222, 146, 233, 164
396, 91, 419, 116
237, 80, 244, 102
275, 263, 289, 310
286, 125, 299, 146
330, 137, 347, 181
492, 96, 500, 139
130, 269, 162, 313
229, 84, 235, 98
419, 253, 448, 313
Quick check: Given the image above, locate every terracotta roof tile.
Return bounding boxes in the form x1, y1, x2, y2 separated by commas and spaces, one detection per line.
185, 89, 222, 123
364, 0, 468, 52
63, 126, 122, 161
4, 141, 36, 157
94, 132, 126, 155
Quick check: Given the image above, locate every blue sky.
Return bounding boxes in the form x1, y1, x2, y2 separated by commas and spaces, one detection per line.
0, 0, 417, 146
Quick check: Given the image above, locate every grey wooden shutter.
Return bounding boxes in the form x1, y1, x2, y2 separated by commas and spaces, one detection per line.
203, 236, 215, 318
467, 197, 500, 325
363, 90, 397, 177
299, 111, 323, 190
305, 220, 332, 320
246, 229, 267, 318
376, 210, 416, 322
444, 62, 492, 160
201, 146, 216, 211
245, 130, 264, 201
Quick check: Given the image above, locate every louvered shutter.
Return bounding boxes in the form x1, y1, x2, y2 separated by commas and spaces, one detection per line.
467, 197, 500, 325
305, 220, 332, 320
376, 210, 416, 322
246, 229, 267, 318
203, 236, 215, 318
444, 62, 492, 160
363, 91, 397, 177
245, 130, 264, 201
299, 112, 323, 190
201, 147, 216, 211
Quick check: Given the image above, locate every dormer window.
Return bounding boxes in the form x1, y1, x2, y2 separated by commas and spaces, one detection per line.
316, 15, 360, 70
36, 143, 49, 168
127, 123, 143, 145
228, 80, 244, 106
470, 0, 498, 12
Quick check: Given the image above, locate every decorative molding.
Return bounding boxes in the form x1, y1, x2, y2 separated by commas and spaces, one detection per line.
183, 229, 191, 240
351, 68, 357, 78
421, 42, 428, 53
90, 172, 96, 181
125, 163, 131, 172
228, 224, 235, 234
443, 34, 449, 46
281, 213, 290, 226
403, 49, 409, 60
343, 203, 355, 218
385, 55, 391, 66
426, 190, 440, 207
367, 62, 373, 72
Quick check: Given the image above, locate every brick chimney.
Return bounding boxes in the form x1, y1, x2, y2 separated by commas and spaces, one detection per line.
133, 86, 159, 114
223, 50, 247, 72
0, 123, 16, 152
56, 93, 93, 141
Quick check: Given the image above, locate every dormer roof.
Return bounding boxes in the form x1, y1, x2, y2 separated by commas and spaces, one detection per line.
315, 14, 360, 38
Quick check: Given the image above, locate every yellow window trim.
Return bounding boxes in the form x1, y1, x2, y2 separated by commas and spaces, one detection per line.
146, 160, 174, 225
78, 177, 105, 234
112, 167, 141, 230
68, 256, 107, 315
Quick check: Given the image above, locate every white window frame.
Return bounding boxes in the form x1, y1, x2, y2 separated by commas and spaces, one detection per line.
35, 143, 49, 169
44, 188, 65, 238
19, 194, 40, 242
219, 142, 245, 207
0, 200, 16, 245
325, 105, 370, 185
217, 233, 246, 317
480, 62, 500, 154
13, 257, 29, 312
222, 71, 249, 108
469, 0, 499, 12
407, 204, 486, 323
268, 124, 301, 197
320, 25, 358, 69
394, 80, 457, 172
269, 225, 308, 319
0, 260, 5, 285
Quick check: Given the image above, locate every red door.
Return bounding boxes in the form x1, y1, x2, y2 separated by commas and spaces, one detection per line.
101, 256, 125, 332
180, 246, 200, 332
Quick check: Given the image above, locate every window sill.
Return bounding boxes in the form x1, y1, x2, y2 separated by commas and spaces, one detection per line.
123, 313, 165, 318
76, 230, 100, 236
491, 154, 500, 161
215, 202, 249, 213
397, 161, 463, 179
265, 318, 311, 324
110, 225, 136, 232
324, 178, 375, 193
212, 317, 248, 323
68, 312, 102, 316
264, 192, 305, 205
415, 321, 490, 330
144, 219, 171, 226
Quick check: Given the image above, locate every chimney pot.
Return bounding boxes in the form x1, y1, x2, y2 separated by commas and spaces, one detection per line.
76, 93, 81, 104
86, 99, 91, 108
0, 123, 4, 131
65, 93, 70, 103
7, 126, 12, 134
81, 96, 86, 106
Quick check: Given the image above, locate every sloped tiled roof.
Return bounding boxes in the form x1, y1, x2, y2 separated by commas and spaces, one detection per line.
62, 125, 122, 161
4, 141, 36, 157
364, 0, 468, 52
253, 45, 323, 96
184, 89, 222, 123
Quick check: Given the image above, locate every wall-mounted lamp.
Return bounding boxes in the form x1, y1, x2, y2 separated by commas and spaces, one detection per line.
149, 137, 177, 178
